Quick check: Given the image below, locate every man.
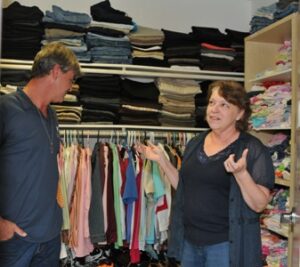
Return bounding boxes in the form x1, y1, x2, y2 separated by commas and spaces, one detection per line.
0, 42, 81, 267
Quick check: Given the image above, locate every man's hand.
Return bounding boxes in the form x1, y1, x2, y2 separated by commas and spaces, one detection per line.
0, 217, 27, 241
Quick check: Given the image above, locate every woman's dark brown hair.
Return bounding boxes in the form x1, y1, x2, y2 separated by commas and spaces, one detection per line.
207, 80, 252, 131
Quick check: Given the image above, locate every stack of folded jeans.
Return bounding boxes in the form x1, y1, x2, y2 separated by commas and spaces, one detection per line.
77, 74, 122, 123
250, 1, 299, 34
42, 5, 91, 62
250, 3, 276, 33
274, 1, 299, 20
87, 0, 133, 64
129, 25, 167, 67
2, 2, 44, 60
119, 77, 161, 126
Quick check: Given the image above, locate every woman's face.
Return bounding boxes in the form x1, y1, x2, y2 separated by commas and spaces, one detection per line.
206, 87, 244, 132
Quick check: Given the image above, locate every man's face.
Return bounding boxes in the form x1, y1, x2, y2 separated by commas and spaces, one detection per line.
52, 68, 75, 103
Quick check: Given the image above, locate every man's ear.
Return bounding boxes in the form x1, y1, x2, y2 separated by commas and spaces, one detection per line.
51, 64, 61, 80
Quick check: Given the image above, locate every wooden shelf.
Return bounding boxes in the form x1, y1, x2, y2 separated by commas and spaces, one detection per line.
0, 58, 244, 81
249, 68, 291, 83
275, 178, 291, 187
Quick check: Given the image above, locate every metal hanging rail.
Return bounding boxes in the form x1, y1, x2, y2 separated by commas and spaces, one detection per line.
59, 123, 206, 132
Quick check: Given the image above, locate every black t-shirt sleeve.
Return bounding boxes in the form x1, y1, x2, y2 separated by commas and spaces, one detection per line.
0, 100, 4, 146
249, 141, 275, 189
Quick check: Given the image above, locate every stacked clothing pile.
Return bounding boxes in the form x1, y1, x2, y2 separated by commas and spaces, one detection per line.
191, 27, 233, 72
2, 2, 44, 59
162, 29, 200, 69
52, 84, 83, 124
261, 229, 288, 267
249, 81, 291, 129
87, 0, 134, 64
129, 25, 166, 67
194, 80, 211, 128
225, 29, 249, 72
119, 77, 161, 125
77, 74, 121, 124
42, 5, 91, 62
156, 77, 201, 127
250, 0, 299, 33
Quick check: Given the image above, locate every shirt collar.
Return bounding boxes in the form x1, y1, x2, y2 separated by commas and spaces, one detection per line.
16, 87, 37, 110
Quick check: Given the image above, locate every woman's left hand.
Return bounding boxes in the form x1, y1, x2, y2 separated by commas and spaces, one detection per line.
224, 148, 248, 174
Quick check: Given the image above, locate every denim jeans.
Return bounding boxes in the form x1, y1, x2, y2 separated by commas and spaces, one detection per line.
0, 234, 61, 267
181, 239, 229, 267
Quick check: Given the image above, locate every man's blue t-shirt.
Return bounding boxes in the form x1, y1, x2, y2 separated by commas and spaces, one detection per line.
0, 89, 62, 242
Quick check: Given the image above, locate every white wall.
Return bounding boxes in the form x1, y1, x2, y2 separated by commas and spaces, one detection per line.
3, 0, 253, 32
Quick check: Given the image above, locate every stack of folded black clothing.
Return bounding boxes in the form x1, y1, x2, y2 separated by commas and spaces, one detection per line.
77, 74, 121, 124
87, 0, 133, 64
120, 77, 161, 126
194, 80, 211, 128
2, 1, 44, 60
42, 5, 91, 62
225, 29, 249, 72
191, 26, 234, 72
162, 29, 200, 69
129, 25, 167, 67
0, 69, 31, 87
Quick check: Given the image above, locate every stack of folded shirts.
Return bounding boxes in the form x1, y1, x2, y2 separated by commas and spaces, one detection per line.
162, 29, 200, 69
191, 26, 233, 72
155, 77, 201, 127
2, 2, 44, 60
119, 77, 161, 126
129, 25, 167, 67
77, 74, 121, 123
51, 84, 83, 123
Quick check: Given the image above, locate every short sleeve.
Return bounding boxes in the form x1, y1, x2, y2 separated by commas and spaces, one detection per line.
0, 99, 4, 145
249, 143, 275, 189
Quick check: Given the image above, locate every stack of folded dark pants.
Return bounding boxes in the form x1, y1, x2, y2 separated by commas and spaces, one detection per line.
0, 69, 30, 96
87, 0, 133, 64
155, 77, 201, 127
225, 29, 249, 72
2, 2, 44, 60
42, 5, 91, 62
119, 77, 161, 126
162, 29, 200, 69
0, 69, 31, 88
77, 74, 122, 123
191, 26, 234, 72
129, 25, 167, 67
194, 80, 211, 128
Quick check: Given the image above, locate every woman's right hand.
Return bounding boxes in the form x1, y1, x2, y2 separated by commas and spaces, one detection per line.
136, 141, 165, 163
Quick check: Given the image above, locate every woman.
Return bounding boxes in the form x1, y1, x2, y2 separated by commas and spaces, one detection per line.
137, 81, 274, 267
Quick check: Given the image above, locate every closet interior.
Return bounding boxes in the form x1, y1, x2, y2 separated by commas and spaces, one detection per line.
1, 1, 299, 267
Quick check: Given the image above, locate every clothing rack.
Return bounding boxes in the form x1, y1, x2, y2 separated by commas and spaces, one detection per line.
59, 124, 205, 146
